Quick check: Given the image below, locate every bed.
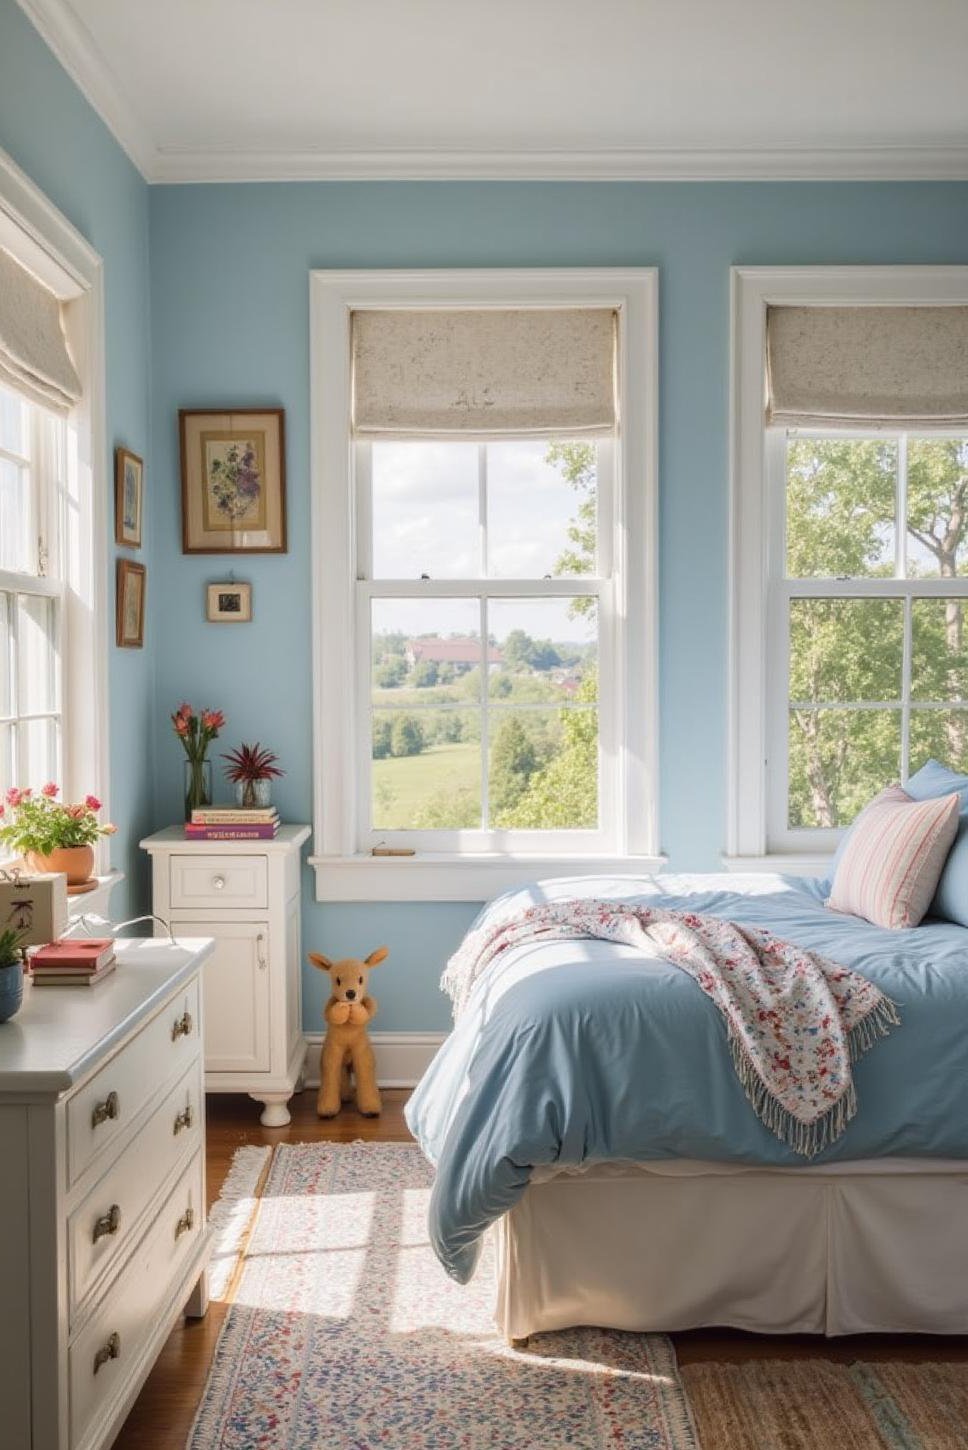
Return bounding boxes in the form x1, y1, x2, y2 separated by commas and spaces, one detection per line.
405, 872, 968, 1338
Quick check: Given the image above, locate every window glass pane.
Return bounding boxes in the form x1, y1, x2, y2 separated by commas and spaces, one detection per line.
486, 598, 598, 703
0, 723, 12, 799
0, 594, 10, 720
909, 709, 968, 776
17, 716, 58, 792
370, 442, 479, 579
371, 597, 481, 707
786, 438, 896, 579
371, 708, 480, 829
911, 599, 968, 702
906, 439, 968, 578
487, 440, 597, 579
489, 706, 598, 829
0, 456, 31, 574
0, 387, 26, 456
788, 709, 900, 829
18, 595, 57, 715
789, 599, 902, 703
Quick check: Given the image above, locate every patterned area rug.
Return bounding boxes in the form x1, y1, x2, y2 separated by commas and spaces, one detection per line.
681, 1359, 968, 1449
189, 1141, 698, 1449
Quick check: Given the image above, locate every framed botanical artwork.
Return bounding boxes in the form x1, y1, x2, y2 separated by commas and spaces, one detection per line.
114, 446, 144, 547
116, 559, 146, 647
179, 408, 286, 553
207, 581, 252, 622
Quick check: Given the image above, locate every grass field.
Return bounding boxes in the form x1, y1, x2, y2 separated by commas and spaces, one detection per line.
371, 740, 480, 828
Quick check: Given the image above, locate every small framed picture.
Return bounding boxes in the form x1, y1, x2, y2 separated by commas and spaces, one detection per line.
207, 581, 252, 622
180, 408, 286, 554
114, 446, 144, 548
116, 560, 146, 647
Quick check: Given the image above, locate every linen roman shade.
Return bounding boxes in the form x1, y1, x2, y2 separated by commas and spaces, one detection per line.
351, 307, 617, 437
0, 246, 82, 415
766, 305, 968, 429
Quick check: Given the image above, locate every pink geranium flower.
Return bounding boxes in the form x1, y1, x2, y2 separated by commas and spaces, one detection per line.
85, 794, 101, 811
42, 781, 59, 798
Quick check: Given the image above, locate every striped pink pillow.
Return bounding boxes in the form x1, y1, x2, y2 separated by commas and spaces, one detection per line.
827, 785, 960, 929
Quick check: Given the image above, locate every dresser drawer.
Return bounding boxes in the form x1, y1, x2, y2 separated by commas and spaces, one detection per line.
67, 977, 201, 1188
69, 1057, 203, 1322
69, 1151, 204, 1450
170, 853, 268, 910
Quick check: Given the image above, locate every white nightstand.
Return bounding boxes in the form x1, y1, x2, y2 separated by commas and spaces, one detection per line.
140, 825, 310, 1125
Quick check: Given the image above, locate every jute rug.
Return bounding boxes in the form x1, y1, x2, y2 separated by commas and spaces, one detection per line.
189, 1141, 698, 1449
681, 1359, 968, 1449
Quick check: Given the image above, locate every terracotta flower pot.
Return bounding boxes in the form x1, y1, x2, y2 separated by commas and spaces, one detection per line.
27, 845, 95, 886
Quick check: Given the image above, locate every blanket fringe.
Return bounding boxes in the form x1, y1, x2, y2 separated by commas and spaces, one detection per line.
726, 996, 901, 1159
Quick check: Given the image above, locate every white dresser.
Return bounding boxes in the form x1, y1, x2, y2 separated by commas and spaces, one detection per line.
141, 826, 310, 1126
0, 937, 214, 1450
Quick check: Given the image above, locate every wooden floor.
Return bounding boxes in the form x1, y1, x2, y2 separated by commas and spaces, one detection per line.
112, 1089, 967, 1450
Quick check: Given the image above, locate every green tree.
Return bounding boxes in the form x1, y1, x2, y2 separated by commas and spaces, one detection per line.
372, 716, 393, 759
490, 716, 539, 818
412, 659, 439, 687
374, 656, 406, 689
501, 675, 598, 829
549, 441, 597, 617
390, 714, 425, 758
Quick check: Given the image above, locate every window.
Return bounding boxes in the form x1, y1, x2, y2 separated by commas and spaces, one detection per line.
0, 382, 67, 796
311, 269, 659, 899
729, 266, 968, 868
770, 429, 968, 849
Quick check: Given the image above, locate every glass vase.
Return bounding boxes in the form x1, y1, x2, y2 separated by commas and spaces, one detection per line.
184, 758, 213, 820
234, 778, 272, 809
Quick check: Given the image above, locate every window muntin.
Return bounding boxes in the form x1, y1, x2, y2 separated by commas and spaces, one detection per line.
359, 438, 611, 848
0, 382, 65, 799
772, 431, 968, 840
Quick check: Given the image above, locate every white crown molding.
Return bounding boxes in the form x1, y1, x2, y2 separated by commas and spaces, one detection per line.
16, 3, 968, 184
16, 0, 155, 178
150, 143, 968, 185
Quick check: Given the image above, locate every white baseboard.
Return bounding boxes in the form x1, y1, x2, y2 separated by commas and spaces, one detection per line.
303, 1031, 446, 1089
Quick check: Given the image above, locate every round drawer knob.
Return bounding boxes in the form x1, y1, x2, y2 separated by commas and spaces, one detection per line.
212, 875, 226, 890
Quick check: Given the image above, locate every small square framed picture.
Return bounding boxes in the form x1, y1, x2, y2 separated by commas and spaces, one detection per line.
207, 581, 252, 622
116, 560, 146, 647
114, 446, 144, 548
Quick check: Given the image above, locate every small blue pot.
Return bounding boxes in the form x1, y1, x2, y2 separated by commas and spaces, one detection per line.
0, 960, 24, 1023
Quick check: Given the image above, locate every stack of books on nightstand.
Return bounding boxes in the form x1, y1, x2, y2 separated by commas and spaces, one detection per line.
185, 807, 280, 840
30, 938, 116, 986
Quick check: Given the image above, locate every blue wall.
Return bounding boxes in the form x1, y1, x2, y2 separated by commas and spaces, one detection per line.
148, 179, 968, 1030
0, 0, 152, 918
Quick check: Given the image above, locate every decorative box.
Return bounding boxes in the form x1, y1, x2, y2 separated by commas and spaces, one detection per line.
0, 868, 69, 944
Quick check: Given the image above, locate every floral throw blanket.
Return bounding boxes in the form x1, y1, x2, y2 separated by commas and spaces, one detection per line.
441, 900, 901, 1158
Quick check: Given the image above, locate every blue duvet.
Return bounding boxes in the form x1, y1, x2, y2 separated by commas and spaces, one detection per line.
405, 873, 968, 1281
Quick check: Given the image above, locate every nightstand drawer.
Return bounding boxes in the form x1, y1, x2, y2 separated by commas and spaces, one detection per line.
67, 977, 201, 1188
69, 1057, 203, 1322
170, 853, 268, 910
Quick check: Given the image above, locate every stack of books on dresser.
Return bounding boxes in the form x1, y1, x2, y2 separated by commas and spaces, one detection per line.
30, 938, 116, 986
185, 807, 280, 840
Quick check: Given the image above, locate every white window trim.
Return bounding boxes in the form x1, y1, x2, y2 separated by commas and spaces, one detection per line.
726, 264, 968, 874
0, 146, 110, 867
309, 268, 661, 901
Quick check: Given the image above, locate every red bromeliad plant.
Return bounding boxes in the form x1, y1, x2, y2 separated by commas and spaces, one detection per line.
221, 743, 284, 807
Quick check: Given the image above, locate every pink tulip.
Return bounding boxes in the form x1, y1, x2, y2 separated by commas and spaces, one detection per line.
202, 709, 225, 731
173, 716, 189, 736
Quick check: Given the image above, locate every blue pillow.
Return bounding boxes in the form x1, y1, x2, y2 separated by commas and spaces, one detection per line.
905, 759, 968, 926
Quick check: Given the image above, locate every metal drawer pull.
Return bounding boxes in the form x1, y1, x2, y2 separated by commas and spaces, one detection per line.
175, 1206, 195, 1240
93, 1332, 120, 1375
173, 1104, 194, 1135
212, 874, 226, 890
171, 1010, 193, 1041
91, 1091, 120, 1129
92, 1204, 121, 1243
256, 931, 267, 971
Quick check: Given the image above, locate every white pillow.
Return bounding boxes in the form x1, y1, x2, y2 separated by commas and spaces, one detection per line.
827, 784, 960, 930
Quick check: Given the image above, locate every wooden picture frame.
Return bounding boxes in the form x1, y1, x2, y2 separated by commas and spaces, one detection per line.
116, 559, 146, 647
114, 446, 144, 548
207, 581, 253, 622
179, 408, 286, 554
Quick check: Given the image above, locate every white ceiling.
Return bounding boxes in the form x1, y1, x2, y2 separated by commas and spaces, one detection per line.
17, 0, 968, 182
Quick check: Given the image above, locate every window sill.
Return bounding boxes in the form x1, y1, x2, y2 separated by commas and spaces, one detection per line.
311, 853, 668, 903
721, 853, 833, 877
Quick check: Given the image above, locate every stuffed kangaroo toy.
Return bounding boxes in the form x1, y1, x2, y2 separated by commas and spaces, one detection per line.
308, 947, 388, 1118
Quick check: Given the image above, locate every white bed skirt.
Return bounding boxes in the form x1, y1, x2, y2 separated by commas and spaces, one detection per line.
493, 1158, 968, 1340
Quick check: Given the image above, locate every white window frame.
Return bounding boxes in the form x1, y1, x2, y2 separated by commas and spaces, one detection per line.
727, 265, 968, 873
310, 268, 661, 901
0, 146, 110, 868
